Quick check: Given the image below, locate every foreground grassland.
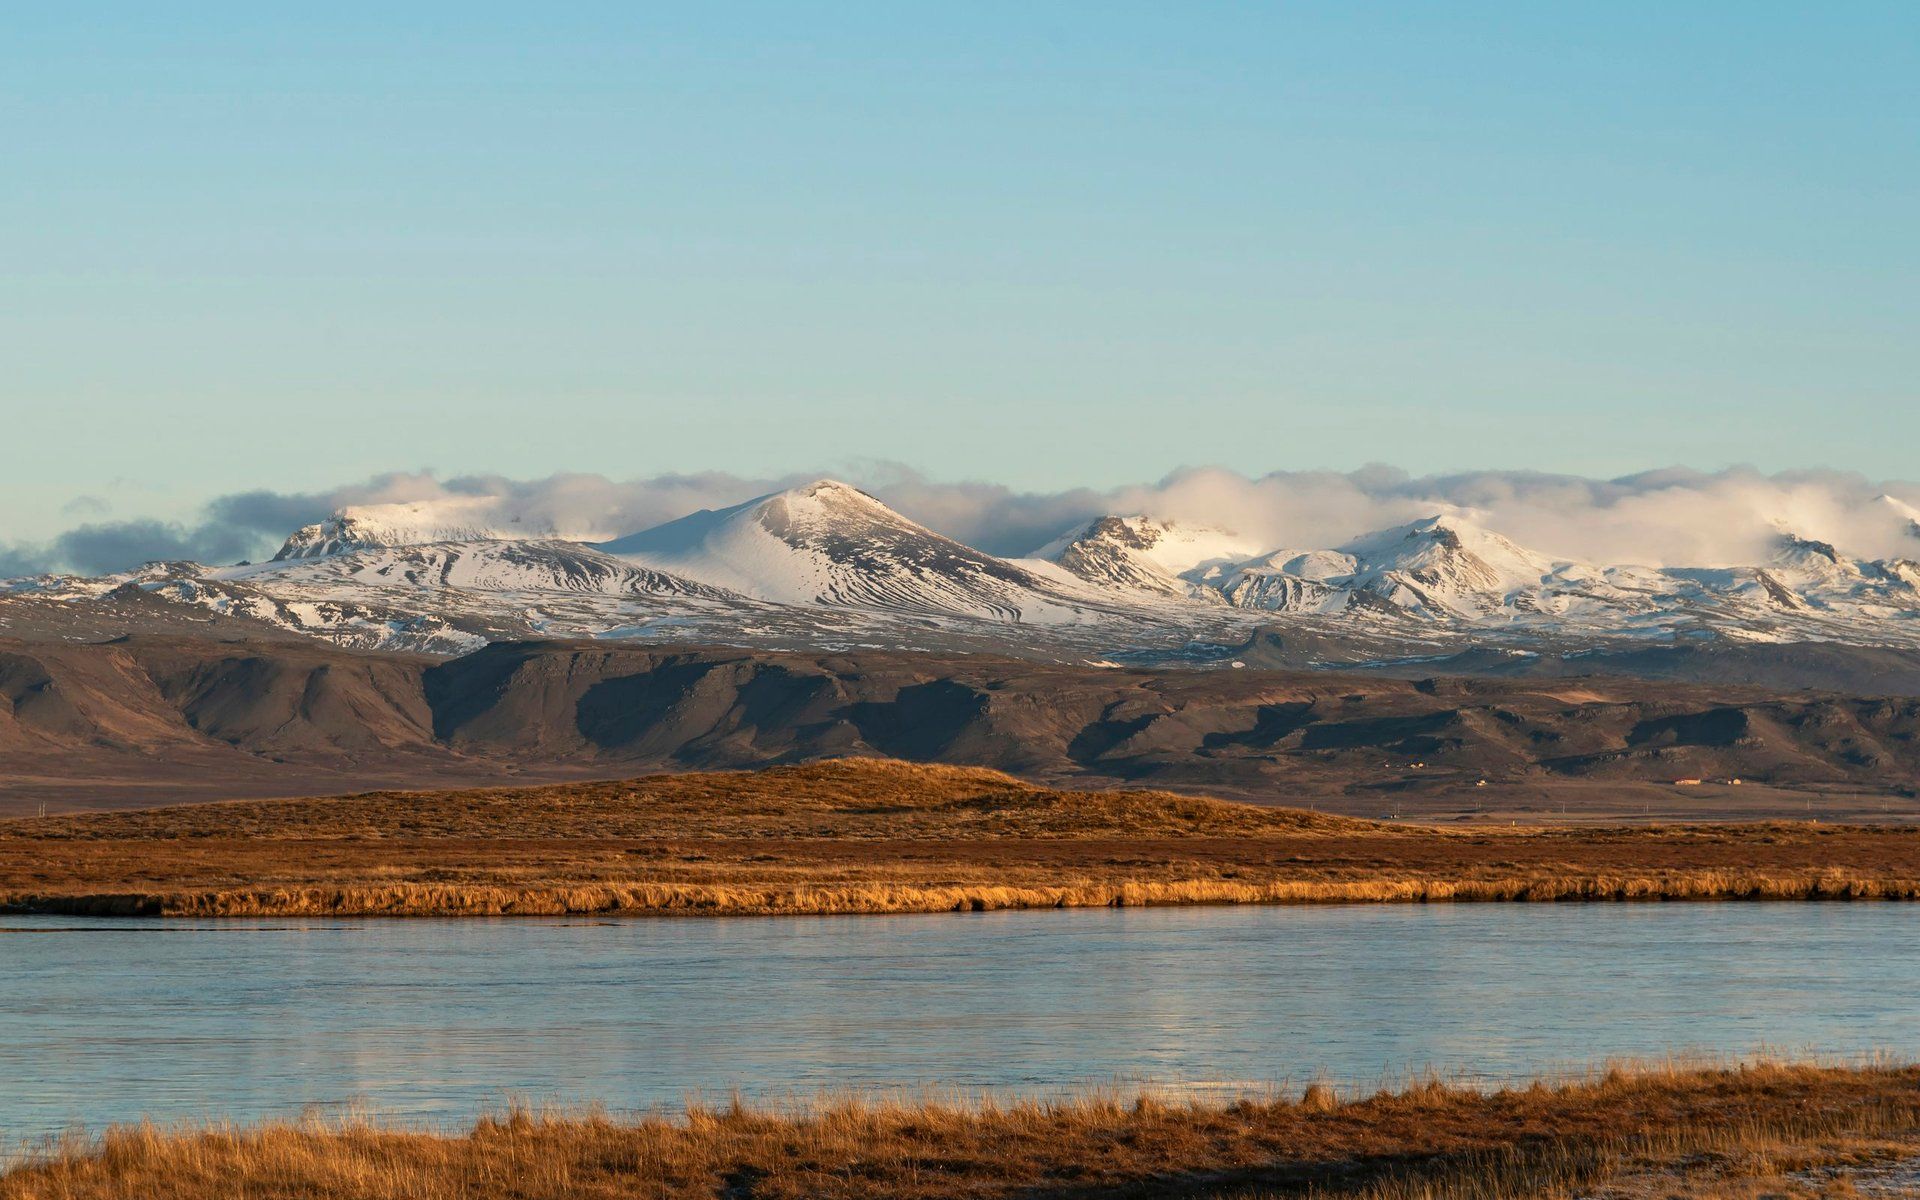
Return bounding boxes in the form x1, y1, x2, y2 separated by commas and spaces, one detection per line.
5, 1062, 1919, 1199
6, 760, 1920, 917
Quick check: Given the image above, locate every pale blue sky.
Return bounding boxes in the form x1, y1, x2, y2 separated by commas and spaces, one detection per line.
4, 3, 1916, 543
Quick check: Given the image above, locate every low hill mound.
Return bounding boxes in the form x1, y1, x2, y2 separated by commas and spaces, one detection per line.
12, 757, 1380, 842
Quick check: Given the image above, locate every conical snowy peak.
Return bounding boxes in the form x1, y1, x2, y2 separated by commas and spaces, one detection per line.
602, 480, 1082, 621
1034, 516, 1261, 600
604, 481, 934, 559
757, 479, 956, 547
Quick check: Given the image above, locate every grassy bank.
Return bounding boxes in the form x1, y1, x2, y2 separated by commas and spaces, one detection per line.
5, 1061, 1918, 1199
7, 759, 1920, 917
24, 870, 1920, 919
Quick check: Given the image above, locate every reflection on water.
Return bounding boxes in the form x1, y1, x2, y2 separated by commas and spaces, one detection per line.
2, 903, 1916, 1140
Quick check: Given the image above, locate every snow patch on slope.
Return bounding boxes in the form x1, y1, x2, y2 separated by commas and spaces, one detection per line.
273, 497, 587, 560
229, 539, 735, 600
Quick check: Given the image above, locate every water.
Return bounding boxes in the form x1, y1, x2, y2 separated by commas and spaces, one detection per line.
3, 903, 1917, 1142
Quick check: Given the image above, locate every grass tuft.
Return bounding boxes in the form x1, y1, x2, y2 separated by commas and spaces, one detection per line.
6, 1060, 1919, 1199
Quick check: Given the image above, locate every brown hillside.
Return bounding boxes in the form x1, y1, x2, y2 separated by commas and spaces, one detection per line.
6, 636, 1920, 822
11, 758, 1375, 842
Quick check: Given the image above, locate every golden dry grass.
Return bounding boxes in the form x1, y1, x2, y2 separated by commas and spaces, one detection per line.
7, 759, 1375, 841
7, 758, 1920, 917
29, 869, 1920, 919
5, 1061, 1918, 1199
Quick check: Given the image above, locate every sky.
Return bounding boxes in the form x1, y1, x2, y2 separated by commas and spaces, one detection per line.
4, 3, 1917, 562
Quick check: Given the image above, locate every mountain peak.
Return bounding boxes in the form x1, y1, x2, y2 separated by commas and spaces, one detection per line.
1763, 530, 1862, 590
792, 478, 871, 501
602, 480, 1074, 620
1875, 494, 1920, 541
1775, 531, 1842, 565
1035, 515, 1261, 600
1214, 511, 1570, 620
1340, 511, 1552, 570
764, 478, 880, 512
272, 497, 565, 560
759, 479, 928, 535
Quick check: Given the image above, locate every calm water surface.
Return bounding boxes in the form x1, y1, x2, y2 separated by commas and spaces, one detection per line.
3, 904, 1916, 1142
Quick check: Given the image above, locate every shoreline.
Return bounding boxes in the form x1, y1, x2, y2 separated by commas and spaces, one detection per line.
10, 867, 1920, 918
6, 1060, 1917, 1198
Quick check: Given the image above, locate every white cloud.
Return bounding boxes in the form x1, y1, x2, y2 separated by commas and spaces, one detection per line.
7, 464, 1920, 576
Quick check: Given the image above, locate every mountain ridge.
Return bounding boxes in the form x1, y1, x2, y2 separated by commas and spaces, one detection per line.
7, 634, 1920, 818
6, 479, 1920, 662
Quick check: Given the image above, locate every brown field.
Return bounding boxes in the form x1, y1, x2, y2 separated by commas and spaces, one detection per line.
5, 1061, 1920, 1199
6, 759, 1920, 917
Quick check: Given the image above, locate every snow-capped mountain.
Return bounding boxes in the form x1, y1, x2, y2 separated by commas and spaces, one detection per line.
1029, 508, 1920, 648
1197, 516, 1920, 642
8, 483, 1920, 662
1034, 516, 1261, 602
1878, 494, 1920, 541
1753, 531, 1920, 611
181, 535, 740, 653
273, 497, 578, 559
602, 480, 1105, 623
1201, 514, 1634, 621
234, 539, 729, 600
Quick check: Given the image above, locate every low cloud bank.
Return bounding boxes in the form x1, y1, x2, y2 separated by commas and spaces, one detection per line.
6, 464, 1920, 577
